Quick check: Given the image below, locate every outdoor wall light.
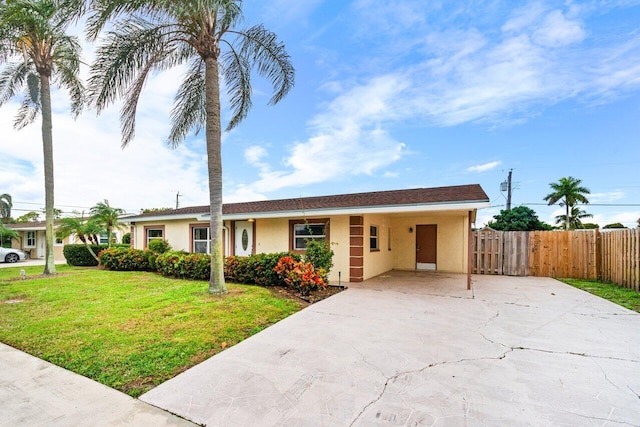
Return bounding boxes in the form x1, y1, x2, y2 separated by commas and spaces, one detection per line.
409, 227, 414, 233
247, 218, 255, 223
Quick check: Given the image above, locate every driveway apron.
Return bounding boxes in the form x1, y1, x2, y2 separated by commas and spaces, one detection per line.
140, 272, 640, 426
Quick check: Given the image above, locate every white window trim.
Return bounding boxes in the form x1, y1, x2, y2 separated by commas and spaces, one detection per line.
370, 225, 379, 251
25, 231, 36, 248
193, 226, 210, 254
146, 229, 163, 246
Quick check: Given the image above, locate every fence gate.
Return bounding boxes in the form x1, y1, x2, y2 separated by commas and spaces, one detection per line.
503, 231, 530, 276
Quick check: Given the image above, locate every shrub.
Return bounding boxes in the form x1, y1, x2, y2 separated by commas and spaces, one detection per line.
64, 244, 108, 266
304, 240, 334, 280
99, 247, 156, 271
148, 239, 171, 253
274, 256, 327, 296
224, 252, 301, 286
121, 232, 131, 244
155, 252, 211, 280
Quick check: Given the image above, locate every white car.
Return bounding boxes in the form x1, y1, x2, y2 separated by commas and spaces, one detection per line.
0, 247, 26, 263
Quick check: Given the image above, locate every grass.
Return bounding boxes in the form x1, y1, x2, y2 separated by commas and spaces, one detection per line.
560, 278, 640, 313
0, 265, 303, 397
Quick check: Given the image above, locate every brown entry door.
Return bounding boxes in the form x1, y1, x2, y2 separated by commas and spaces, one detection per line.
416, 224, 437, 270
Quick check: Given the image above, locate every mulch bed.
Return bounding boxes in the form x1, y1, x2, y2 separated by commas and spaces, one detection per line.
268, 284, 346, 305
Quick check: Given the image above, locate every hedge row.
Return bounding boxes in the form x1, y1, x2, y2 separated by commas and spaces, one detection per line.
63, 244, 129, 266
97, 248, 307, 287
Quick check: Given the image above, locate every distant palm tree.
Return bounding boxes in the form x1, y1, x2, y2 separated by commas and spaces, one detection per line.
544, 177, 591, 231
56, 212, 102, 261
0, 193, 12, 221
554, 206, 593, 230
0, 0, 84, 275
89, 199, 125, 247
87, 0, 294, 295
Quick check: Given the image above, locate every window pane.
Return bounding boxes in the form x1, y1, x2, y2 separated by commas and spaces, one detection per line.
194, 241, 209, 254
294, 223, 325, 237
295, 237, 307, 250
194, 227, 208, 240
148, 229, 163, 238
370, 237, 378, 249
370, 226, 377, 236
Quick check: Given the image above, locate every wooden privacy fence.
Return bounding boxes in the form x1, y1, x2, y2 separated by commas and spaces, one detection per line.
472, 229, 640, 291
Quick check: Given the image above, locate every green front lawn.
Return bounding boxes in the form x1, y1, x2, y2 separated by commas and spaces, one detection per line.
560, 278, 640, 313
0, 266, 303, 397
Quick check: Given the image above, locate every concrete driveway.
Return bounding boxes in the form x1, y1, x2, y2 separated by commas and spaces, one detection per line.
141, 272, 640, 426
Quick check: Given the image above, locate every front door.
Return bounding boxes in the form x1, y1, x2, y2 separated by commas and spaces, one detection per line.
234, 221, 253, 256
416, 224, 437, 270
37, 231, 45, 259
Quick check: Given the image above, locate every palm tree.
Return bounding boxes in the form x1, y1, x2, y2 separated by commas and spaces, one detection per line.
56, 212, 102, 261
554, 206, 593, 230
87, 0, 294, 294
0, 193, 12, 221
0, 221, 19, 247
89, 199, 125, 247
543, 177, 590, 231
0, 0, 84, 275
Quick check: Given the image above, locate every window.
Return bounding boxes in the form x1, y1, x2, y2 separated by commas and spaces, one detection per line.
193, 227, 210, 254
99, 232, 109, 245
55, 237, 63, 245
290, 219, 328, 252
370, 225, 379, 251
146, 228, 163, 247
26, 231, 36, 247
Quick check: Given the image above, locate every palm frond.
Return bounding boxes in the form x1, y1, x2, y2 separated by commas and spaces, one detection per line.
0, 61, 30, 106
52, 35, 84, 116
168, 58, 206, 146
14, 95, 39, 129
220, 44, 251, 131
233, 24, 294, 106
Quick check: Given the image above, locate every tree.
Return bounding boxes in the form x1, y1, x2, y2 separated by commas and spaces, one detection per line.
87, 0, 294, 294
0, 193, 12, 221
0, 0, 84, 275
89, 199, 125, 247
580, 223, 600, 230
603, 222, 626, 229
141, 207, 172, 214
486, 206, 553, 231
55, 212, 102, 261
0, 221, 18, 247
543, 177, 590, 231
554, 206, 593, 230
15, 211, 40, 222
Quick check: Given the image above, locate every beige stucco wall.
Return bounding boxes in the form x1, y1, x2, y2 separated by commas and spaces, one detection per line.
254, 216, 350, 284
390, 213, 469, 273
362, 214, 394, 279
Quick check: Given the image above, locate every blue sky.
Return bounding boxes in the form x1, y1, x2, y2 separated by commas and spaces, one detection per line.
1, 0, 639, 227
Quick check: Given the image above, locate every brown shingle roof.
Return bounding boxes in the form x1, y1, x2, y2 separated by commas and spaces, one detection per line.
125, 184, 488, 220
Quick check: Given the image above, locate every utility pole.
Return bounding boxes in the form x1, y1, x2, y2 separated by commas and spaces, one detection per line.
506, 169, 513, 210
175, 191, 181, 209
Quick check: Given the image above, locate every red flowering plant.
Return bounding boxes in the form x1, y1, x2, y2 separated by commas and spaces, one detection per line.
274, 256, 327, 296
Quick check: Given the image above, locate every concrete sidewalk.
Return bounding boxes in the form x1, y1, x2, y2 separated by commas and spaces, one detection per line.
140, 273, 640, 426
0, 343, 197, 426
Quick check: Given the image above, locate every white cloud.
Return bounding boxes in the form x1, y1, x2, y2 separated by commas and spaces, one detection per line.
590, 191, 625, 202
467, 161, 502, 173
532, 10, 586, 47
244, 146, 267, 165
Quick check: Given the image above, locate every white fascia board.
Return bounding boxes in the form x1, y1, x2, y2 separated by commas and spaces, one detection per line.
8, 226, 47, 231
221, 200, 491, 221
123, 213, 208, 223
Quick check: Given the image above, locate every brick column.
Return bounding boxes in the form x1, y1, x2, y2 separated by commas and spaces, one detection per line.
350, 216, 364, 282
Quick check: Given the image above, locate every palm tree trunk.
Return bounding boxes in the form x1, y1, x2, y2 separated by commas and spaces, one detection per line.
565, 200, 570, 231
40, 74, 56, 275
205, 56, 227, 295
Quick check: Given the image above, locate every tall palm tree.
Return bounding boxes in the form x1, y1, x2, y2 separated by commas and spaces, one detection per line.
0, 0, 84, 275
554, 205, 593, 230
89, 199, 125, 247
87, 0, 294, 294
0, 193, 12, 221
544, 177, 590, 231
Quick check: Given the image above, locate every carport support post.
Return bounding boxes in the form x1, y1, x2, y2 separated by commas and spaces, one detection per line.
467, 210, 472, 291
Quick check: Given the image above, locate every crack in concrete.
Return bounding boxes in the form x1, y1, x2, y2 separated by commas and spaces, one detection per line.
562, 409, 636, 426
511, 346, 640, 363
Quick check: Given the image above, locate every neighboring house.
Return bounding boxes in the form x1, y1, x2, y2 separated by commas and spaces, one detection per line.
6, 221, 124, 262
125, 184, 490, 284
6, 221, 69, 261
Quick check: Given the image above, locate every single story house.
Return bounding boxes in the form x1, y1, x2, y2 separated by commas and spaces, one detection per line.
125, 184, 490, 285
6, 221, 124, 262
5, 221, 69, 261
